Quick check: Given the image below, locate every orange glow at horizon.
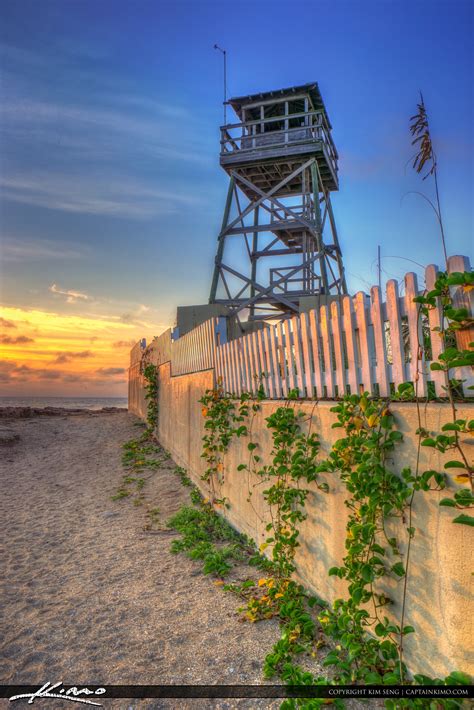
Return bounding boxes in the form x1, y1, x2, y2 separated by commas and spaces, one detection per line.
0, 306, 165, 398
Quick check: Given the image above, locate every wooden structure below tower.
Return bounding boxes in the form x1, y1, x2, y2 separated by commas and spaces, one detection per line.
209, 82, 347, 321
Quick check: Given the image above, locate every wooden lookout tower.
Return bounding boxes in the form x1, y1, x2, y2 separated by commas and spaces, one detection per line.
209, 82, 347, 321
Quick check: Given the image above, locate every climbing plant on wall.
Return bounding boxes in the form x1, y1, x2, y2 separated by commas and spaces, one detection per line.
169, 268, 474, 706
194, 377, 472, 705
143, 363, 158, 434
413, 269, 474, 526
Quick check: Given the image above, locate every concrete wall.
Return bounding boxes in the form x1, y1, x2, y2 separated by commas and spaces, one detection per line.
155, 363, 473, 680
128, 329, 172, 418
128, 361, 147, 419
128, 339, 147, 418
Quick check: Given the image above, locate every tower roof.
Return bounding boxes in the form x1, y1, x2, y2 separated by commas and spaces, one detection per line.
227, 82, 331, 128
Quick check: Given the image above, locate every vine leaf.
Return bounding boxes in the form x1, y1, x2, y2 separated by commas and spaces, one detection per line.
391, 562, 406, 577
452, 514, 474, 527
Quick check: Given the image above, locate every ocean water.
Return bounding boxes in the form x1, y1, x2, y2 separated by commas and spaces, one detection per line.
0, 396, 128, 411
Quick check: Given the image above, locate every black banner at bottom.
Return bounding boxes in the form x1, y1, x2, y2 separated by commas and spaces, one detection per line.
1, 683, 473, 702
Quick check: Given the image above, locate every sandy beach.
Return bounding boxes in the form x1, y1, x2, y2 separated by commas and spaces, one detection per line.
0, 410, 284, 709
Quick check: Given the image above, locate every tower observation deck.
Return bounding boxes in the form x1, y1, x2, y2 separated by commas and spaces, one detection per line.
209, 82, 347, 321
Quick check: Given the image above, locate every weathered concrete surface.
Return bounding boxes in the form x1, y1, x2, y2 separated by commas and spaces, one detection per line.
158, 362, 214, 477
155, 364, 474, 679
128, 329, 171, 419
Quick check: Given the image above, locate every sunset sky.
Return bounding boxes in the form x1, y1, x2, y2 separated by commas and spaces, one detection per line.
0, 0, 472, 397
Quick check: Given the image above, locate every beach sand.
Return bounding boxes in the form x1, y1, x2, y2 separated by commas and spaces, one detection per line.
0, 411, 288, 709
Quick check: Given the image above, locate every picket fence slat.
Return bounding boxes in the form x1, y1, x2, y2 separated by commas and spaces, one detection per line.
276, 321, 288, 396
229, 339, 236, 394
269, 325, 282, 398
234, 338, 241, 394
255, 329, 267, 397
447, 255, 474, 395
262, 326, 275, 398
242, 334, 252, 393
342, 295, 359, 395
253, 330, 262, 394
370, 286, 390, 397
308, 308, 324, 397
222, 342, 228, 391
235, 338, 243, 394
216, 335, 223, 384
319, 305, 332, 397
405, 272, 427, 398
226, 342, 233, 393
331, 300, 345, 397
425, 264, 445, 395
291, 316, 303, 396
300, 312, 314, 397
386, 280, 406, 389
252, 330, 261, 391
282, 319, 294, 392
354, 292, 372, 393
257, 329, 267, 392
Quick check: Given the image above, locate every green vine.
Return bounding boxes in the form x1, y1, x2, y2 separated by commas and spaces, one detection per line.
414, 269, 474, 525
172, 271, 474, 706
194, 378, 472, 706
317, 395, 413, 685
143, 362, 159, 434
199, 381, 263, 506
252, 400, 321, 579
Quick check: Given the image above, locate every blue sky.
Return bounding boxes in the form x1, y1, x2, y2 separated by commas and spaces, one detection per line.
0, 0, 473, 394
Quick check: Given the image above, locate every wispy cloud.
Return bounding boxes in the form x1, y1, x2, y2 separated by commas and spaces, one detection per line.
1, 360, 126, 387
96, 367, 126, 376
1, 173, 205, 219
1, 362, 63, 382
113, 339, 136, 348
0, 361, 17, 382
0, 317, 17, 328
117, 303, 155, 327
53, 350, 93, 364
1, 95, 207, 161
0, 38, 213, 220
49, 283, 90, 303
0, 334, 35, 344
1, 237, 87, 262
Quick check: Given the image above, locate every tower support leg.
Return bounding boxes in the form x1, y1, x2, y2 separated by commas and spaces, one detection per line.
249, 206, 259, 319
310, 161, 329, 293
209, 177, 235, 303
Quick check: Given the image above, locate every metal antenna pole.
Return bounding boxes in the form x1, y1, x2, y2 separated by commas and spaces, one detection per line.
377, 244, 382, 291
214, 44, 227, 125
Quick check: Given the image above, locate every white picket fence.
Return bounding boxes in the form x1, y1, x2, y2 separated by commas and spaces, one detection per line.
215, 257, 473, 399
129, 255, 472, 406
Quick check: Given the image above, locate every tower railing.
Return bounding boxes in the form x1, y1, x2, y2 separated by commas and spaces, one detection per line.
220, 109, 338, 175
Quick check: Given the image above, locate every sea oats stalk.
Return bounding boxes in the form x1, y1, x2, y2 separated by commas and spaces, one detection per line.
409, 92, 448, 267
